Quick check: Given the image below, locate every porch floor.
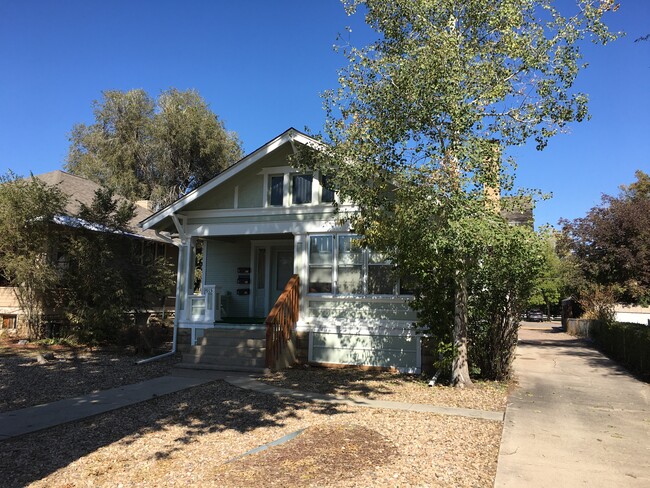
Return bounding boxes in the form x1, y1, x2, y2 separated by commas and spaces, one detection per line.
216, 317, 265, 325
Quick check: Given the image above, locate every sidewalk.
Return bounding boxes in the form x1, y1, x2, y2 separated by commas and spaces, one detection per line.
0, 367, 503, 442
495, 324, 650, 487
0, 374, 220, 440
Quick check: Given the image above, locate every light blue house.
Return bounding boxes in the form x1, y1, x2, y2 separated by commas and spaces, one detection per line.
141, 128, 420, 373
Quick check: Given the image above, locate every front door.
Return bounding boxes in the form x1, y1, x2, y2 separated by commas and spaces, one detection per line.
270, 249, 294, 308
252, 245, 294, 317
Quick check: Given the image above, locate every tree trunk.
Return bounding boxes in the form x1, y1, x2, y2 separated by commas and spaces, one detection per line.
452, 271, 473, 387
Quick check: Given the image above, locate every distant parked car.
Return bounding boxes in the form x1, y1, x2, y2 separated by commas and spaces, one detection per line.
526, 309, 544, 322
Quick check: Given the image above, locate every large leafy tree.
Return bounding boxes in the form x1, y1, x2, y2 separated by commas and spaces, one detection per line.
67, 88, 243, 207
559, 170, 650, 305
305, 0, 615, 385
0, 172, 68, 338
528, 230, 563, 318
61, 187, 175, 344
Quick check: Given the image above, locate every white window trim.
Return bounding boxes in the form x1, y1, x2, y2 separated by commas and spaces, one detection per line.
307, 233, 412, 298
261, 168, 336, 208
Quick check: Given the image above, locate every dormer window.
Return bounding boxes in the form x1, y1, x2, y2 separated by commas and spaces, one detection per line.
268, 175, 284, 206
292, 174, 313, 205
262, 167, 335, 207
321, 175, 335, 203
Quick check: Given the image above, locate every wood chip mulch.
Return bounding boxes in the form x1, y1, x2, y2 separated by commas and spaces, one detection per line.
0, 342, 507, 487
0, 340, 179, 412
259, 366, 509, 411
0, 381, 503, 487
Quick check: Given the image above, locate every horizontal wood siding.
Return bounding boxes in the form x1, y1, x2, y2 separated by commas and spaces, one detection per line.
0, 287, 19, 308
237, 174, 264, 208
182, 143, 293, 212
311, 332, 418, 370
203, 239, 251, 317
306, 299, 417, 322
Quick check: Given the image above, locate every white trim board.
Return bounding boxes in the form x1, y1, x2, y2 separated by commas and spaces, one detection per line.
141, 128, 325, 231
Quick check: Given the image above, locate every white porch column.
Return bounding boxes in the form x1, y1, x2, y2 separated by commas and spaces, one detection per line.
294, 233, 308, 323
184, 237, 198, 317
175, 237, 191, 319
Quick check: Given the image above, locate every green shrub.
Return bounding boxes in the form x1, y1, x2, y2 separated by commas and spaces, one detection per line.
591, 321, 650, 377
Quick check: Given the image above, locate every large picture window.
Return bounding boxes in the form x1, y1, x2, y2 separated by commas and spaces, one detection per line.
368, 251, 394, 295
308, 235, 333, 293
337, 235, 363, 294
307, 234, 411, 296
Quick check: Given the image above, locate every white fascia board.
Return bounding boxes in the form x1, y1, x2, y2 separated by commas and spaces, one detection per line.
182, 204, 357, 219
187, 220, 350, 238
141, 128, 325, 230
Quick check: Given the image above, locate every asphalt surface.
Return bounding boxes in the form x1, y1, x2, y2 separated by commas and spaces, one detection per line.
495, 322, 650, 487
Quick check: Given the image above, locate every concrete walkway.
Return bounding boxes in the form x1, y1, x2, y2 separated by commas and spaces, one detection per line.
495, 323, 650, 487
0, 375, 218, 440
225, 374, 504, 421
0, 366, 504, 442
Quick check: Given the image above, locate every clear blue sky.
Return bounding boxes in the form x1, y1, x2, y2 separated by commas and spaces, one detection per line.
1, 1, 648, 228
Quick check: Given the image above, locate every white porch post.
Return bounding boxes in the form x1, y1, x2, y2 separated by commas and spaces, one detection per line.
294, 233, 307, 323
176, 237, 190, 320
185, 237, 197, 305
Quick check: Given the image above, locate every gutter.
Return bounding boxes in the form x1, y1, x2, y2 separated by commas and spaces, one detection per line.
136, 230, 183, 365
154, 230, 177, 245
136, 330, 177, 365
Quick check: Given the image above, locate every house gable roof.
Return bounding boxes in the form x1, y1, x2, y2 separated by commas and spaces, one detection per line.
33, 170, 164, 241
140, 127, 325, 232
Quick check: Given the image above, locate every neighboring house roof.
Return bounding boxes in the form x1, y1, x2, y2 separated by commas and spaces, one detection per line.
140, 127, 324, 232
33, 170, 166, 242
500, 196, 534, 227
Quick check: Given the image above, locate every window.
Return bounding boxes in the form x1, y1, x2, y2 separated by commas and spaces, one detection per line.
321, 174, 335, 203
368, 251, 394, 295
308, 236, 333, 293
1, 315, 17, 330
268, 175, 284, 206
337, 235, 363, 294
263, 169, 336, 207
307, 234, 411, 296
398, 274, 416, 295
292, 174, 313, 205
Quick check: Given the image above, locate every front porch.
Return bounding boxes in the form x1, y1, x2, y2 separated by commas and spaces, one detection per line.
176, 233, 298, 347
176, 232, 301, 371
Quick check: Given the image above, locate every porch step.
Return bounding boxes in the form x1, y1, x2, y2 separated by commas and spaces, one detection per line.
182, 353, 266, 368
191, 344, 265, 358
181, 327, 268, 372
204, 327, 266, 339
197, 337, 266, 348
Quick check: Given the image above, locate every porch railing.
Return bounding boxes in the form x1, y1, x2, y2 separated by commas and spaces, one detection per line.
186, 285, 222, 323
265, 274, 300, 370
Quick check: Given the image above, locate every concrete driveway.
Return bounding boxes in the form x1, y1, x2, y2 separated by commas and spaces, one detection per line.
495, 322, 650, 487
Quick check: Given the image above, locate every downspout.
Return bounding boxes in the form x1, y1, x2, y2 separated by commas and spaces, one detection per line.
137, 219, 186, 365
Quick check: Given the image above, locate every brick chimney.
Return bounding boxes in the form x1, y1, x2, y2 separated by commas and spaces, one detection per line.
484, 140, 501, 212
